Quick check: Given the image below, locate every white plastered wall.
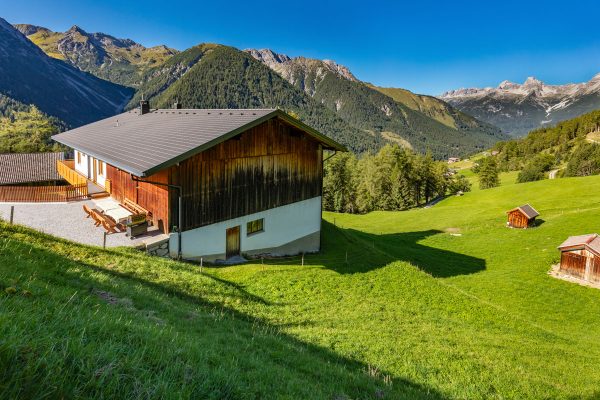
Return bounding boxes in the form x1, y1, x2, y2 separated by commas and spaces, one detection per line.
169, 196, 322, 260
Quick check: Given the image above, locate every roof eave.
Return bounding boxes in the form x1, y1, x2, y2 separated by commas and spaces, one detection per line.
51, 137, 146, 177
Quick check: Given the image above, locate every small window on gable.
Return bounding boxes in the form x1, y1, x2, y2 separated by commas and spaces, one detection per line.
98, 160, 104, 176
247, 218, 264, 235
77, 152, 81, 164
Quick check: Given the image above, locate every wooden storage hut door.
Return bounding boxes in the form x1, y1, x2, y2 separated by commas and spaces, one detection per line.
560, 252, 587, 279
508, 211, 528, 228
226, 226, 241, 258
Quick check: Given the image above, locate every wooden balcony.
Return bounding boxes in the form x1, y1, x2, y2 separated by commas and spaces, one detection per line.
56, 159, 112, 198
56, 159, 88, 186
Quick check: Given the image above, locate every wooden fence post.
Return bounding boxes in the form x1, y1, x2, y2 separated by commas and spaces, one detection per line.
103, 232, 107, 249
200, 257, 203, 273
9, 206, 14, 224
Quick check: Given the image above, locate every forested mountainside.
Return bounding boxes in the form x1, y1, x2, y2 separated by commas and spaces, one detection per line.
441, 75, 600, 136
14, 24, 177, 86
492, 109, 600, 180
0, 18, 132, 128
247, 49, 506, 157
128, 45, 385, 154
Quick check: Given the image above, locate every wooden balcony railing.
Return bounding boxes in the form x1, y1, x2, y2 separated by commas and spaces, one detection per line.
0, 184, 88, 202
56, 159, 88, 186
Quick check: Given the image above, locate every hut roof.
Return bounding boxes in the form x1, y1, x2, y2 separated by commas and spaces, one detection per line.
507, 204, 539, 219
558, 233, 600, 255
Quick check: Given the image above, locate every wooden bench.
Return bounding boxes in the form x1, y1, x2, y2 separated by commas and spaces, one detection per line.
90, 208, 123, 233
123, 198, 152, 223
90, 209, 103, 227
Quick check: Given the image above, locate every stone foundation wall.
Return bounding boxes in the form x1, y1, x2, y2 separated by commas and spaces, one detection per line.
146, 237, 170, 258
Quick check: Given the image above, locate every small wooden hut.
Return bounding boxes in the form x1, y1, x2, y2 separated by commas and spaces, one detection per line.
506, 204, 539, 228
558, 234, 600, 283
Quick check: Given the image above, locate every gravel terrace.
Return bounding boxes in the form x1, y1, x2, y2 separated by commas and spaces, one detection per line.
0, 200, 166, 248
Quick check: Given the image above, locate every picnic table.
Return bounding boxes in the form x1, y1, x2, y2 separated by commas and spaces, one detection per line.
93, 198, 133, 224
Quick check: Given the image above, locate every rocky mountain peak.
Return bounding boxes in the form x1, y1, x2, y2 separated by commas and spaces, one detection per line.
322, 59, 358, 82
13, 23, 48, 36
245, 48, 291, 66
67, 25, 86, 35
523, 76, 543, 88
498, 80, 518, 90
246, 48, 359, 83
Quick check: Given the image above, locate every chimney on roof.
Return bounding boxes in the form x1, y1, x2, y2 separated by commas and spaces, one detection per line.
139, 100, 150, 115
173, 101, 182, 109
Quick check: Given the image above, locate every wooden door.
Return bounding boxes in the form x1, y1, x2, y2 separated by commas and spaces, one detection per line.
226, 226, 240, 258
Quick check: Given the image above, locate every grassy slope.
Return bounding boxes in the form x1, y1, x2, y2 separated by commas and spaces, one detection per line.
369, 85, 458, 129
3, 176, 600, 398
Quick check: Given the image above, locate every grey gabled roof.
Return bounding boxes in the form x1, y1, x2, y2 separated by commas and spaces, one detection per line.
507, 204, 539, 219
0, 152, 64, 185
558, 233, 600, 256
51, 108, 346, 177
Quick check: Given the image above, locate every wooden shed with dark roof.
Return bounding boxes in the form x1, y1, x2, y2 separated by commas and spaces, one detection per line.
557, 234, 600, 282
52, 102, 346, 261
506, 204, 539, 228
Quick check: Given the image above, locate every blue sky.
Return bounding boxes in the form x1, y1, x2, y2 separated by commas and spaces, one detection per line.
3, 0, 599, 94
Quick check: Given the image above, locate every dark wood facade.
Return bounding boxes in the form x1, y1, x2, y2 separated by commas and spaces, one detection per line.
170, 118, 323, 231
507, 210, 535, 228
104, 117, 324, 234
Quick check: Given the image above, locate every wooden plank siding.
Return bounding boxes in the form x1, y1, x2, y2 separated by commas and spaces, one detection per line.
560, 252, 587, 278
590, 257, 600, 283
508, 210, 531, 228
171, 118, 323, 231
106, 166, 170, 232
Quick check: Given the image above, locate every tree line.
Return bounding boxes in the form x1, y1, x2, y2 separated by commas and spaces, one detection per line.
491, 109, 600, 181
0, 105, 63, 153
322, 144, 471, 213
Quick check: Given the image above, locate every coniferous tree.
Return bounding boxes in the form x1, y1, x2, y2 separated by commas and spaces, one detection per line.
323, 144, 465, 213
0, 106, 63, 153
478, 157, 500, 190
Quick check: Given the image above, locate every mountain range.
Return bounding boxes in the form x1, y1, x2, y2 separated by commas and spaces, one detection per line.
2, 19, 509, 157
440, 75, 600, 136
244, 49, 506, 155
0, 19, 132, 127
13, 24, 177, 86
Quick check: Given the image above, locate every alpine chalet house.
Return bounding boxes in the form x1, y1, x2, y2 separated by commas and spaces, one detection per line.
52, 102, 346, 260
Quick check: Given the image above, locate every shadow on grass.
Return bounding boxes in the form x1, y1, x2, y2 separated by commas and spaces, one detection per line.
308, 221, 486, 278
1, 225, 449, 400
535, 218, 546, 227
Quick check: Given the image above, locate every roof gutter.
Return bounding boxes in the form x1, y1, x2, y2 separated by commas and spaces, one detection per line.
130, 175, 183, 260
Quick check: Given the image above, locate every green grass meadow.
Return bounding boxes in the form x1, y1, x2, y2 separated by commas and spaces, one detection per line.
3, 175, 600, 398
